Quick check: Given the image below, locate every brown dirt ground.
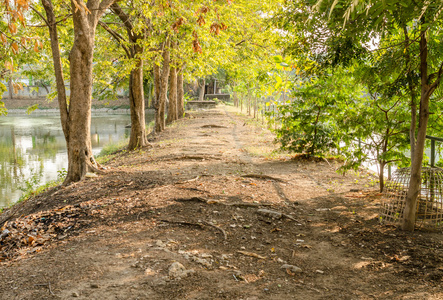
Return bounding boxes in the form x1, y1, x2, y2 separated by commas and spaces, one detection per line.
1, 105, 443, 300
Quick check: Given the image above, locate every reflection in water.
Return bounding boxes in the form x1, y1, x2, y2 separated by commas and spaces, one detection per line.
0, 113, 152, 208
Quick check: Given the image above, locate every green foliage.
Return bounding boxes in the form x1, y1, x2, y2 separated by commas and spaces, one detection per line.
273, 77, 339, 157
17, 180, 59, 204
57, 168, 67, 182
96, 139, 128, 164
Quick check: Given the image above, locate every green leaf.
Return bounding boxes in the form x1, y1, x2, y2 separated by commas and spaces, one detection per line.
273, 55, 283, 63
26, 104, 39, 115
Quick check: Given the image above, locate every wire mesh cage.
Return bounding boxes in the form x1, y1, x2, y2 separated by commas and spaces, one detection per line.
380, 167, 443, 226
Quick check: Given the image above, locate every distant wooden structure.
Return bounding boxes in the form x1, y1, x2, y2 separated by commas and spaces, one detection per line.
204, 79, 230, 101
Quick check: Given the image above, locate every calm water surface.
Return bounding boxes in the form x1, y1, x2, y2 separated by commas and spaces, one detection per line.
0, 112, 151, 208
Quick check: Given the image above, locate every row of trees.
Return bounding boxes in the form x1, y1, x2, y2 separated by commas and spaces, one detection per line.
3, 0, 438, 230
1, 0, 281, 184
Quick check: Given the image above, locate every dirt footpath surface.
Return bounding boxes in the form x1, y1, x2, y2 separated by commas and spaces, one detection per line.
1, 105, 443, 300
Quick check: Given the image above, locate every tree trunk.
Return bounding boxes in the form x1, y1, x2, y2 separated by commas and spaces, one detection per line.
166, 63, 177, 124
8, 78, 13, 100
402, 29, 432, 231
128, 57, 148, 149
109, 3, 148, 150
404, 26, 417, 161
41, 0, 114, 184
155, 41, 170, 133
153, 63, 161, 133
379, 161, 385, 193
66, 12, 96, 183
177, 66, 185, 118
198, 78, 205, 101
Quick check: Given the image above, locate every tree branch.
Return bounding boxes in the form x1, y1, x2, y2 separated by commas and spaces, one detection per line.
98, 20, 131, 58
30, 5, 50, 27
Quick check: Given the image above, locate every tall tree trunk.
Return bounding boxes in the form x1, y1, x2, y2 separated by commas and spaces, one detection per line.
128, 57, 147, 149
42, 0, 114, 184
153, 63, 161, 133
166, 63, 177, 124
403, 26, 417, 160
402, 29, 433, 231
198, 78, 205, 101
155, 41, 170, 133
109, 3, 148, 150
66, 8, 96, 183
177, 65, 185, 118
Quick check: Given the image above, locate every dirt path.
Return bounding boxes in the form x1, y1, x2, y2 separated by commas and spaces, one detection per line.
1, 105, 443, 299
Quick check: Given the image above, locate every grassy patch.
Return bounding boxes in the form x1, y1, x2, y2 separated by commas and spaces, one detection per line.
17, 180, 60, 204
96, 139, 129, 164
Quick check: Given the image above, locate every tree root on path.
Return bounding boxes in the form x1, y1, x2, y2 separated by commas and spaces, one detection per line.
172, 197, 272, 207
241, 174, 288, 183
86, 160, 106, 175
159, 154, 222, 161
201, 221, 227, 240
201, 124, 228, 128
160, 219, 227, 240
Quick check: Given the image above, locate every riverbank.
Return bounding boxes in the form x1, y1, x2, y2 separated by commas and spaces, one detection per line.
2, 96, 133, 111
5, 108, 151, 115
1, 105, 443, 299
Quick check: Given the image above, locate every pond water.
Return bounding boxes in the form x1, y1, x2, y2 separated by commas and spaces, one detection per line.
0, 112, 153, 208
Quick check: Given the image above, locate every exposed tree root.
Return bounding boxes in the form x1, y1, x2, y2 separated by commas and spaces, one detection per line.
160, 219, 205, 229
272, 182, 290, 203
201, 124, 228, 128
202, 221, 227, 240
241, 174, 287, 183
173, 197, 273, 208
174, 197, 209, 203
86, 160, 106, 175
160, 219, 227, 239
159, 154, 222, 161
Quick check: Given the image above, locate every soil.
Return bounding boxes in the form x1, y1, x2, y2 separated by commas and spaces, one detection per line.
1, 105, 443, 300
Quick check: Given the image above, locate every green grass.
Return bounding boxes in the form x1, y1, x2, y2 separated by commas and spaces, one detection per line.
17, 180, 61, 204
96, 139, 129, 164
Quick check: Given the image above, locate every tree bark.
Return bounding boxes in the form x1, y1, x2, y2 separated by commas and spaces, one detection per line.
402, 29, 431, 231
177, 65, 185, 118
198, 78, 205, 101
65, 4, 97, 183
153, 63, 161, 133
128, 57, 148, 149
166, 63, 177, 124
379, 161, 385, 193
154, 41, 170, 133
42, 0, 114, 184
8, 78, 13, 100
403, 26, 417, 161
107, 3, 148, 150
